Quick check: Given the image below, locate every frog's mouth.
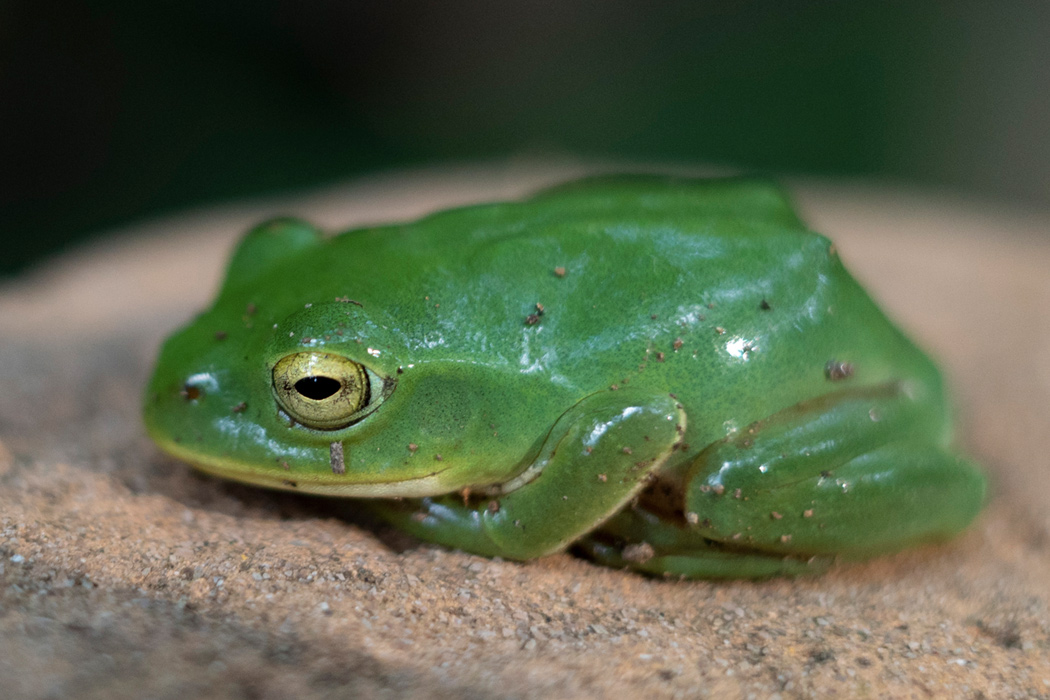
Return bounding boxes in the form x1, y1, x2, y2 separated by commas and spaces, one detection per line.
152, 435, 456, 498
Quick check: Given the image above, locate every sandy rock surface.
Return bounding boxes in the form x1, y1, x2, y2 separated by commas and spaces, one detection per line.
1, 164, 1049, 699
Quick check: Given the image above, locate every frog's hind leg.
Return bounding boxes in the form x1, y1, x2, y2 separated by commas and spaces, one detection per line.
685, 382, 987, 561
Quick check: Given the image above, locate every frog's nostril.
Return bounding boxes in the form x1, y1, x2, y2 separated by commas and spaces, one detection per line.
180, 372, 219, 402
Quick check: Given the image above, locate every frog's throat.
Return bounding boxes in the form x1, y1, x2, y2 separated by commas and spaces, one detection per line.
152, 436, 454, 498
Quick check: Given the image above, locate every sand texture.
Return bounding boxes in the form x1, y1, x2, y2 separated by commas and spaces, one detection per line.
1, 164, 1049, 699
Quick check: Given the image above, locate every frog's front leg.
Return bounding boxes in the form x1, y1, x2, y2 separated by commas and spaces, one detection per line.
686, 382, 987, 560
370, 390, 685, 560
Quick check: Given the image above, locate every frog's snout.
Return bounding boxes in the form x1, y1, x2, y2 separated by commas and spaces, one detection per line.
143, 361, 235, 444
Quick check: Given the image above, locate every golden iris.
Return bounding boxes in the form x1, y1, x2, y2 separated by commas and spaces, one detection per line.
271, 352, 369, 429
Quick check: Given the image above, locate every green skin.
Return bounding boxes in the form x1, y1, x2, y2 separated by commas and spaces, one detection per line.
144, 176, 987, 579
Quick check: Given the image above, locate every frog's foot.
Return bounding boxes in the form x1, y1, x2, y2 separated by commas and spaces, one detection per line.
575, 506, 831, 579
369, 389, 685, 561
576, 538, 830, 580
685, 382, 987, 560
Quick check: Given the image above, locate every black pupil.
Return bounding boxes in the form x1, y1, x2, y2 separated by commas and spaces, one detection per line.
295, 376, 342, 401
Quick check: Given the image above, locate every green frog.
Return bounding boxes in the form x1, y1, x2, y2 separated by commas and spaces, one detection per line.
144, 176, 986, 578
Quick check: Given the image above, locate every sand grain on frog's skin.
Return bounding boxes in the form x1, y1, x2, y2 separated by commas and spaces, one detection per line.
1, 165, 1048, 700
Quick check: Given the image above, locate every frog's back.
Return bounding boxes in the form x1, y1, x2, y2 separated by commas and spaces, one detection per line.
323, 175, 821, 315
313, 176, 821, 351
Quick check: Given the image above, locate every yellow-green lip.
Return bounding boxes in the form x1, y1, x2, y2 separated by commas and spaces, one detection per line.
151, 435, 455, 499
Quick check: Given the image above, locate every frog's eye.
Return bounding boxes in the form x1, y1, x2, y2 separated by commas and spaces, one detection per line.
271, 352, 378, 430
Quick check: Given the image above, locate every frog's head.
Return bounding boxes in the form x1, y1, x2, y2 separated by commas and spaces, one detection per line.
143, 218, 521, 498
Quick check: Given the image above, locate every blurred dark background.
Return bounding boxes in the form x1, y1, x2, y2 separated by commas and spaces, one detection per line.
2, 1, 1048, 275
